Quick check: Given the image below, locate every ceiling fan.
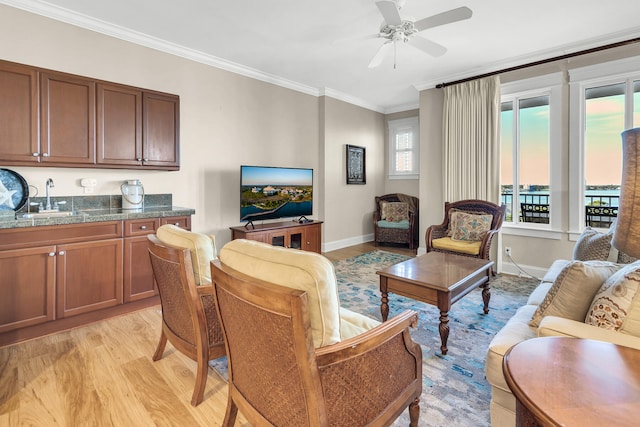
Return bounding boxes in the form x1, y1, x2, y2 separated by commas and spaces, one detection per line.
368, 0, 472, 69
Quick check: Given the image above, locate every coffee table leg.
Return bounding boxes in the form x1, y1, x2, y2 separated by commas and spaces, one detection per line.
439, 310, 449, 355
380, 277, 389, 322
481, 280, 491, 314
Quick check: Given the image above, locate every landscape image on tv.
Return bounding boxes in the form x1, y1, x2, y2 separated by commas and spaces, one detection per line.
240, 166, 313, 222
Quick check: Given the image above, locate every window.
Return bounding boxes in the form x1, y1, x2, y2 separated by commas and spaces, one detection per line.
569, 58, 640, 234
388, 117, 419, 179
500, 74, 562, 232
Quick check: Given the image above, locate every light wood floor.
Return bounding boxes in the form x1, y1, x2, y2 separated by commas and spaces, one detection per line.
0, 242, 415, 426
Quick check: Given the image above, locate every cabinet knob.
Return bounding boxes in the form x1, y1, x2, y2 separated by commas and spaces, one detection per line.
42, 153, 49, 157
136, 158, 142, 162
140, 225, 147, 230
143, 158, 149, 162
49, 252, 55, 257
33, 152, 39, 157
174, 222, 180, 226
58, 251, 65, 255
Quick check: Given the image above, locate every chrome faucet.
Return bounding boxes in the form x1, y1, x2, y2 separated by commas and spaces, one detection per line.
45, 178, 54, 210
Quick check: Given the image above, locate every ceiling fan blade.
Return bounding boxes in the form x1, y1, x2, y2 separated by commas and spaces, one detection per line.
376, 0, 402, 26
368, 42, 393, 68
332, 33, 380, 46
414, 6, 473, 32
408, 35, 447, 57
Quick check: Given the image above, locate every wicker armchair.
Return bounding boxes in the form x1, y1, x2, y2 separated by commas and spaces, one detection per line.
374, 193, 419, 249
210, 240, 423, 427
147, 234, 225, 406
426, 199, 506, 264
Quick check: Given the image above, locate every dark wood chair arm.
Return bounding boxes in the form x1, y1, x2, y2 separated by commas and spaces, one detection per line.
196, 283, 213, 296
479, 228, 500, 259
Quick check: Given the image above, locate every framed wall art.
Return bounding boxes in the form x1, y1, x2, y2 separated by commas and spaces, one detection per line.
346, 144, 366, 185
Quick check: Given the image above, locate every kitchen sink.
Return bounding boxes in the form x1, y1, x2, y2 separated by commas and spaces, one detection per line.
19, 211, 80, 219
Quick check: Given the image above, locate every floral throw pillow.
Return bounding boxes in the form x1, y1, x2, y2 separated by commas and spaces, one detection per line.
380, 202, 409, 222
451, 211, 493, 241
585, 261, 640, 333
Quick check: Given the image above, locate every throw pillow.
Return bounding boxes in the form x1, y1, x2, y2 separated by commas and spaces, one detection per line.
529, 260, 621, 328
380, 202, 409, 222
618, 250, 638, 264
585, 261, 640, 333
451, 211, 493, 241
573, 226, 613, 261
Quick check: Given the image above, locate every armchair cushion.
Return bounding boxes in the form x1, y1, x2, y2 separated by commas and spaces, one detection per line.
219, 239, 342, 348
432, 237, 482, 255
376, 219, 410, 229
339, 306, 381, 339
529, 260, 621, 327
156, 224, 217, 285
380, 201, 409, 222
450, 210, 493, 241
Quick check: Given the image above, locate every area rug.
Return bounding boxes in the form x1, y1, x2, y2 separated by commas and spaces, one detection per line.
209, 250, 539, 427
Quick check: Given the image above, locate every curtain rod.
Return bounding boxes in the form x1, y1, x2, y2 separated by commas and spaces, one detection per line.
435, 37, 640, 88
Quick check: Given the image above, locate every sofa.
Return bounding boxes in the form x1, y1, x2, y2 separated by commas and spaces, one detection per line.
485, 226, 640, 427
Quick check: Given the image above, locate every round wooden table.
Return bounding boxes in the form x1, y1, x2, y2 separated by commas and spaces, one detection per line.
503, 336, 640, 427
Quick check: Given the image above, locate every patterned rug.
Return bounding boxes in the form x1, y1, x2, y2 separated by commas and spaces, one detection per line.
210, 250, 539, 427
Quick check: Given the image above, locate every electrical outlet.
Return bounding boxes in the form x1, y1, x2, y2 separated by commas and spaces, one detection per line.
505, 247, 512, 257
84, 186, 95, 194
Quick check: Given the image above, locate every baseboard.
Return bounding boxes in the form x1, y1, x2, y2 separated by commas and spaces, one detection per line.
500, 261, 546, 280
322, 233, 374, 253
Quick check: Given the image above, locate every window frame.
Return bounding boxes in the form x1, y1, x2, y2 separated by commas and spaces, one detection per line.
500, 73, 563, 239
568, 57, 640, 240
387, 116, 420, 180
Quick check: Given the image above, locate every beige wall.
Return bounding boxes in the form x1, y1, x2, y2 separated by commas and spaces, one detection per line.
0, 5, 387, 250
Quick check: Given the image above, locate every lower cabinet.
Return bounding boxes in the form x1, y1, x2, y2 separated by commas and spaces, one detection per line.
0, 215, 191, 344
230, 221, 322, 253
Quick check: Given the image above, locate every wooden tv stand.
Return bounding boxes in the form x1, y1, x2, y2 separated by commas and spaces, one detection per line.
230, 220, 322, 253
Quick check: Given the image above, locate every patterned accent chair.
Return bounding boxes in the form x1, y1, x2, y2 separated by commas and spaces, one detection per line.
211, 239, 423, 427
374, 193, 419, 249
426, 199, 506, 266
147, 226, 225, 406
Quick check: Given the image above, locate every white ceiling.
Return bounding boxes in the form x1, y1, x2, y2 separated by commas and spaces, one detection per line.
4, 0, 640, 113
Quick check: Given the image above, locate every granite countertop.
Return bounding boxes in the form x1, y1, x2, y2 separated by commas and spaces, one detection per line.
0, 206, 195, 229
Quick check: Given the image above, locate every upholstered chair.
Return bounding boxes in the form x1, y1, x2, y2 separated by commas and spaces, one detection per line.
426, 199, 506, 265
374, 193, 419, 249
210, 239, 423, 427
147, 225, 225, 406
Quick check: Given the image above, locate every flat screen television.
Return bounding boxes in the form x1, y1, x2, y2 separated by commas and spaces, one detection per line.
240, 165, 313, 223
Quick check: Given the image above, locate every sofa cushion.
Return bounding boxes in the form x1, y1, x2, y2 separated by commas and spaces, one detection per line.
529, 260, 621, 327
573, 226, 613, 261
540, 259, 571, 284
450, 210, 493, 241
218, 239, 342, 348
380, 201, 409, 222
431, 237, 481, 255
586, 261, 640, 335
156, 224, 217, 285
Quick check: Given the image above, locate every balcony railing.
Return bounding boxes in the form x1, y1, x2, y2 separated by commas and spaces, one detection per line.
500, 192, 619, 227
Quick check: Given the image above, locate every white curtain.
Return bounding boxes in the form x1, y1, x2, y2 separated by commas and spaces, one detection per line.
442, 76, 501, 203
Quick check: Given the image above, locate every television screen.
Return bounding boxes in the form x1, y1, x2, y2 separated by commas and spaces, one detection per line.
240, 165, 313, 222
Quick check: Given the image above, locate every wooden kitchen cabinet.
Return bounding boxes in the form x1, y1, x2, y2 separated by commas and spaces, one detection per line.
56, 238, 123, 318
0, 61, 39, 164
230, 221, 322, 253
142, 92, 180, 169
123, 216, 191, 302
97, 83, 143, 167
40, 71, 96, 165
0, 246, 55, 333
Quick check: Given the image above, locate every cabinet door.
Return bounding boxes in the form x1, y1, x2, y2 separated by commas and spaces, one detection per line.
0, 61, 39, 163
143, 92, 179, 169
40, 72, 95, 164
0, 246, 56, 333
97, 83, 142, 166
304, 224, 321, 253
124, 235, 157, 302
56, 238, 123, 318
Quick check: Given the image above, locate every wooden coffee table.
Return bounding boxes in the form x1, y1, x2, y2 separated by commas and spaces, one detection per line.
376, 252, 494, 355
503, 337, 640, 426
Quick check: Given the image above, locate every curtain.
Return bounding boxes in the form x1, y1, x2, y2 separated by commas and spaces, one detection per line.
442, 76, 501, 203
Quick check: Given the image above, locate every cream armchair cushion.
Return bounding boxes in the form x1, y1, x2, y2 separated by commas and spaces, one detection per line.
218, 239, 379, 348
156, 224, 217, 285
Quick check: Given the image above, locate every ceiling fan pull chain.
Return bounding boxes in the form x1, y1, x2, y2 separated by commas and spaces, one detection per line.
394, 42, 397, 69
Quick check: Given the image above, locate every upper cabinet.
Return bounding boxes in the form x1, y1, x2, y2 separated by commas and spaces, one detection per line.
0, 60, 180, 170
40, 72, 96, 165
0, 62, 39, 163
